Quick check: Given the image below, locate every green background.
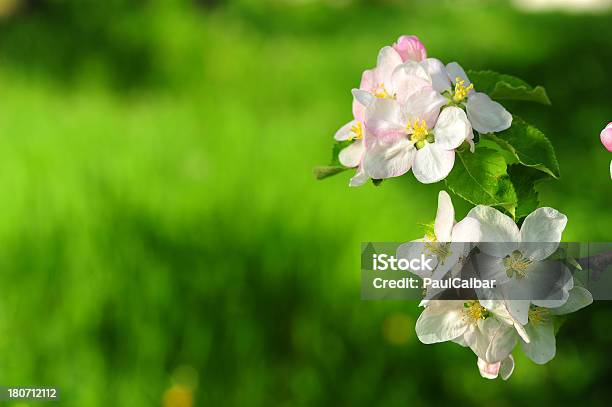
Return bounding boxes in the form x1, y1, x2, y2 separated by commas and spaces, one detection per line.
0, 0, 610, 405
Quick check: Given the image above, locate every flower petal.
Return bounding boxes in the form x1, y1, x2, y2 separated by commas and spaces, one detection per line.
352, 98, 366, 123
421, 58, 451, 93
461, 321, 490, 362
521, 322, 556, 364
434, 191, 455, 242
415, 301, 468, 344
339, 140, 365, 168
376, 46, 403, 87
391, 61, 432, 103
451, 217, 482, 243
365, 98, 406, 143
466, 205, 520, 257
485, 320, 517, 363
412, 143, 455, 184
392, 35, 427, 62
402, 86, 447, 128
503, 299, 530, 325
466, 92, 512, 133
477, 358, 501, 379
363, 137, 415, 179
473, 253, 511, 285
464, 317, 516, 363
359, 69, 374, 91
519, 207, 567, 261
549, 286, 593, 315
397, 239, 439, 279
352, 88, 375, 109
600, 122, 612, 152
529, 261, 574, 309
446, 62, 470, 85
349, 165, 369, 187
433, 106, 473, 151
499, 355, 515, 380
334, 120, 356, 141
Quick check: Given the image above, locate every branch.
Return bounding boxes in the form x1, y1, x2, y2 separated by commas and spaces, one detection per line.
577, 250, 612, 279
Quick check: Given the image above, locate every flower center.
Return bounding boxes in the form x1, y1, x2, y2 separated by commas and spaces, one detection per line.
425, 241, 451, 264
407, 119, 433, 149
502, 250, 532, 279
347, 121, 363, 141
528, 306, 550, 326
452, 77, 474, 103
422, 222, 436, 241
463, 301, 490, 323
373, 83, 390, 98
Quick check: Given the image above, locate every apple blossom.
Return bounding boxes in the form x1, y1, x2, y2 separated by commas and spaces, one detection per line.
363, 88, 473, 183
465, 205, 573, 324
433, 62, 512, 134
416, 300, 519, 365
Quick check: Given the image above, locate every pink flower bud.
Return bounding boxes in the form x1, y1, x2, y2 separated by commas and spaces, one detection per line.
601, 122, 612, 152
392, 35, 427, 62
477, 358, 501, 379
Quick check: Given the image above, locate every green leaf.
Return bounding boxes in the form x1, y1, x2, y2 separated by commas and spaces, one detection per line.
507, 164, 550, 219
445, 146, 518, 215
482, 116, 560, 178
467, 70, 551, 105
372, 179, 383, 186
313, 165, 348, 180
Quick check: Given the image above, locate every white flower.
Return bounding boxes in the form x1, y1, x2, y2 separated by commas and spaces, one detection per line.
520, 286, 592, 364
434, 62, 512, 134
477, 355, 515, 380
416, 300, 519, 364
363, 88, 472, 183
466, 205, 573, 324
397, 191, 480, 282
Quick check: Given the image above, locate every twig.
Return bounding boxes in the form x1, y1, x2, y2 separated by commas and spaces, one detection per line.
577, 250, 612, 279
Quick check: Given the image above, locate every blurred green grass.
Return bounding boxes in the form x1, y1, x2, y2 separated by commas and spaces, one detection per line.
0, 0, 610, 406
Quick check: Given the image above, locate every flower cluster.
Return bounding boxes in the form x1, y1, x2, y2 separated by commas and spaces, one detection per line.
319, 35, 593, 380
402, 191, 592, 380
334, 35, 511, 186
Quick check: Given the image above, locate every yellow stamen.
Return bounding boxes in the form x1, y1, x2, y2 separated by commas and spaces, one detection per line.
419, 222, 436, 242
503, 250, 531, 279
528, 306, 550, 326
347, 122, 363, 141
373, 83, 390, 98
463, 301, 490, 323
452, 77, 474, 103
425, 241, 452, 263
408, 119, 429, 143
